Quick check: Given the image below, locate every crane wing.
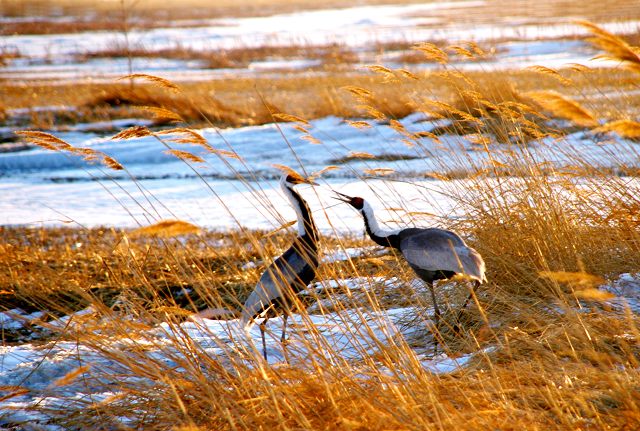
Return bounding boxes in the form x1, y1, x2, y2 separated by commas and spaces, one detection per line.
399, 228, 486, 282
240, 246, 316, 327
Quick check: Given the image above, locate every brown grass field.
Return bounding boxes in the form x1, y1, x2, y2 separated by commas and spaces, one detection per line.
4, 67, 640, 131
2, 3, 640, 430
3, 0, 640, 32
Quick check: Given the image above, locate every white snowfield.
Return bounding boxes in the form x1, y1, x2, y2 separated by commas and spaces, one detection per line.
1, 2, 637, 81
1, 2, 640, 428
0, 275, 475, 427
1, 113, 638, 230
0, 271, 638, 428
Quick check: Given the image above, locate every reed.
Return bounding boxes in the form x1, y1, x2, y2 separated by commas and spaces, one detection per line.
3, 19, 640, 431
578, 20, 640, 73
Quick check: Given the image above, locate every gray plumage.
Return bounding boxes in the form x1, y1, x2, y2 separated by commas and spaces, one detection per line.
240, 243, 317, 327
398, 228, 486, 284
334, 192, 485, 331
240, 172, 319, 359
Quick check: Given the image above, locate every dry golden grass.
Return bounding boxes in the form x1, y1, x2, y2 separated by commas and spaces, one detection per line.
129, 220, 201, 238
0, 226, 386, 337
526, 90, 598, 127
460, 171, 640, 294
5, 0, 640, 35
77, 43, 359, 70
2, 217, 639, 429
3, 20, 640, 431
595, 119, 640, 140
124, 340, 639, 430
6, 66, 640, 137
1, 72, 429, 128
3, 67, 639, 131
579, 20, 640, 73
5, 133, 640, 429
417, 75, 555, 144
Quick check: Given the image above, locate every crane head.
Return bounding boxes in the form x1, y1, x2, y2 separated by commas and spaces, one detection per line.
333, 191, 365, 210
284, 172, 318, 186
274, 165, 319, 187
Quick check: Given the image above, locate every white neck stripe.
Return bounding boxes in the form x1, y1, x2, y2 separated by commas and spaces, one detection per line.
362, 201, 399, 238
281, 181, 306, 236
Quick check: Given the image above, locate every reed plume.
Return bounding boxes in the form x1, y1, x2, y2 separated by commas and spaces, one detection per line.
578, 20, 640, 73
526, 91, 598, 127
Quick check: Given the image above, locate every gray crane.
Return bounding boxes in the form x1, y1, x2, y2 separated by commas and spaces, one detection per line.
334, 192, 486, 329
240, 171, 320, 360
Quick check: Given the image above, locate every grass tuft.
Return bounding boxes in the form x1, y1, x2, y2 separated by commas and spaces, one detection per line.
130, 220, 202, 238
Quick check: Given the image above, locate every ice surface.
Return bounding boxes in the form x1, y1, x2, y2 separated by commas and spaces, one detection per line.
1, 114, 638, 230
2, 3, 638, 82
0, 275, 457, 427
2, 3, 640, 426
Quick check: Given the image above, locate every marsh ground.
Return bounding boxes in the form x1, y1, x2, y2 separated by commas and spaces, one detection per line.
1, 1, 640, 429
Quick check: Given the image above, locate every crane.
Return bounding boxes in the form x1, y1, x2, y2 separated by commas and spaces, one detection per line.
334, 191, 486, 330
240, 171, 320, 360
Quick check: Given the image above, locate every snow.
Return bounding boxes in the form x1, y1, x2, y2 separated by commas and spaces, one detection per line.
0, 275, 457, 428
602, 273, 640, 314
0, 345, 38, 372
0, 174, 466, 230
184, 306, 413, 364
5, 4, 639, 60
62, 118, 156, 133
2, 2, 639, 82
321, 246, 380, 263
419, 352, 474, 373
1, 2, 640, 427
0, 310, 45, 331
248, 59, 323, 71
0, 138, 637, 427
1, 57, 205, 82
0, 2, 486, 60
0, 113, 638, 230
2, 271, 637, 427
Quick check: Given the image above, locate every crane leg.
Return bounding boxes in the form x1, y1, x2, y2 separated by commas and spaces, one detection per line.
427, 282, 443, 355
280, 313, 292, 364
280, 314, 288, 343
428, 282, 441, 327
454, 280, 481, 332
259, 319, 269, 360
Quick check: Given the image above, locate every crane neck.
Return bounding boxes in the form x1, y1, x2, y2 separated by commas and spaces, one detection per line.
282, 182, 319, 246
360, 202, 400, 249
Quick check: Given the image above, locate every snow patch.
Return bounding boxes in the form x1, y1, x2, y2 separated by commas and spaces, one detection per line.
602, 273, 640, 314
321, 246, 379, 263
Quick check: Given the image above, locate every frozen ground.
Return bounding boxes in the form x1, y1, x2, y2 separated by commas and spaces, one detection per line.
1, 3, 639, 428
1, 267, 638, 429
0, 269, 468, 429
1, 2, 636, 82
0, 113, 638, 230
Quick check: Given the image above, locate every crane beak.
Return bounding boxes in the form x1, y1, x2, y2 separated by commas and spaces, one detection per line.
332, 191, 354, 203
